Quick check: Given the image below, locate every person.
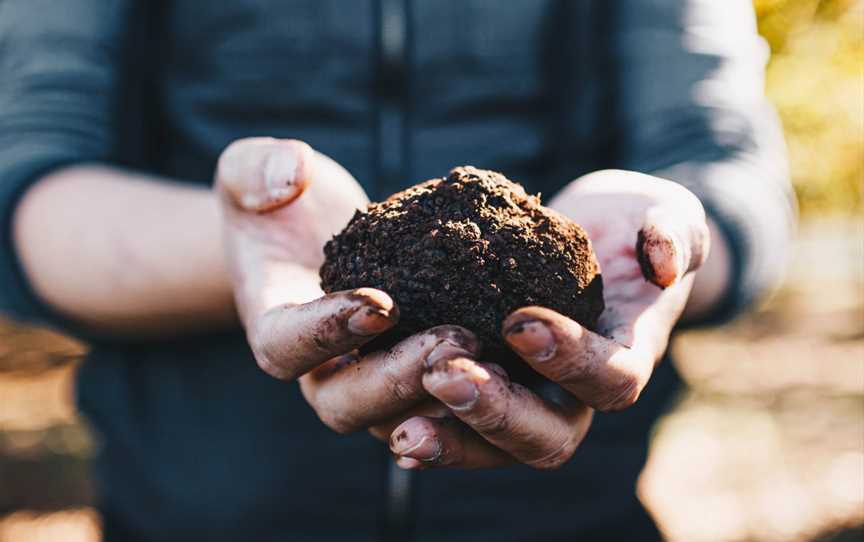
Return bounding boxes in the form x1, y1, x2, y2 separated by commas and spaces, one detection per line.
0, 0, 795, 540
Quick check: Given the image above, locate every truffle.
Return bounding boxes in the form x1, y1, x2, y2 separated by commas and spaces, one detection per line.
320, 166, 604, 354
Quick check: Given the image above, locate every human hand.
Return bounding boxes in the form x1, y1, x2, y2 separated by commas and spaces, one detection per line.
217, 138, 472, 434
387, 170, 709, 469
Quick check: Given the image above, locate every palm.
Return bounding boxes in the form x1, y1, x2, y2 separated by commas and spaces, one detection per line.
548, 172, 706, 356
556, 194, 665, 347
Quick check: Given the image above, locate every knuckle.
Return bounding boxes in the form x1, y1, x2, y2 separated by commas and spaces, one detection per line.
379, 350, 422, 404
554, 356, 597, 385
466, 380, 522, 436
531, 453, 569, 471
253, 352, 295, 381
528, 438, 577, 471
472, 407, 511, 438
283, 138, 311, 153
309, 385, 359, 435
596, 374, 641, 412
306, 332, 334, 358
317, 409, 358, 435
383, 368, 417, 404
250, 320, 284, 374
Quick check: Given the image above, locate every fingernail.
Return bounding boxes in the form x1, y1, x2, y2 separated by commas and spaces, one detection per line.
430, 377, 478, 411
485, 363, 510, 382
435, 326, 479, 349
505, 320, 556, 361
240, 193, 264, 210
425, 341, 473, 367
264, 148, 299, 196
636, 227, 685, 288
391, 432, 442, 462
348, 306, 395, 336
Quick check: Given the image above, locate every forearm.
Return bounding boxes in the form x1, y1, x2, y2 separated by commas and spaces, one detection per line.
13, 164, 237, 336
656, 150, 795, 325
606, 0, 796, 323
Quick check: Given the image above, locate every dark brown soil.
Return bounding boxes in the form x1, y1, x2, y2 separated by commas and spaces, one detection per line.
320, 166, 604, 353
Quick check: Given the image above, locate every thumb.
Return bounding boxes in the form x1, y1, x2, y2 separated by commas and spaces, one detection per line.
636, 198, 710, 289
216, 137, 315, 213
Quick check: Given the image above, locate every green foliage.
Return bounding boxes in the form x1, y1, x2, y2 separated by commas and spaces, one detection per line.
755, 0, 863, 215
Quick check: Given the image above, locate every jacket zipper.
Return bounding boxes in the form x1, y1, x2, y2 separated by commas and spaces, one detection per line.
375, 0, 410, 198
375, 0, 417, 540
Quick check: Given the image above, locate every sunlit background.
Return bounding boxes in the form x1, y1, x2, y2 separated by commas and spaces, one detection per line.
0, 1, 861, 540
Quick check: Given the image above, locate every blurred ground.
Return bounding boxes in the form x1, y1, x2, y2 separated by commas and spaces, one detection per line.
0, 0, 862, 541
641, 217, 864, 542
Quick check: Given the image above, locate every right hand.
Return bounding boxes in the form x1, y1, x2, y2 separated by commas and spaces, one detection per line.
216, 137, 476, 434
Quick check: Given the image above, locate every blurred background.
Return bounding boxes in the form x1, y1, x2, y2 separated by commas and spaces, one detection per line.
0, 0, 861, 540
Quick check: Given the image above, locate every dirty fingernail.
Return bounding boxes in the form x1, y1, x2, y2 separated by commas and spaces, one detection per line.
390, 430, 442, 462
442, 327, 479, 353
636, 227, 687, 288
264, 148, 299, 195
240, 193, 264, 210
347, 306, 395, 336
430, 378, 478, 411
485, 363, 510, 382
426, 341, 474, 367
505, 320, 556, 361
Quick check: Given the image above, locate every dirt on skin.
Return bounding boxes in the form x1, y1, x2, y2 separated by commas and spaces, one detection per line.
319, 166, 604, 355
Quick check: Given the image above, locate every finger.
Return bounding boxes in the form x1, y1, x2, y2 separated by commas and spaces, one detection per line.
422, 358, 593, 470
301, 325, 480, 433
252, 288, 398, 380
368, 399, 452, 441
388, 417, 515, 469
216, 137, 315, 213
636, 200, 710, 288
503, 306, 655, 412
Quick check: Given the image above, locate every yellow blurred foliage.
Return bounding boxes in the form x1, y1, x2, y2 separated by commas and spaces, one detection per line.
755, 0, 864, 215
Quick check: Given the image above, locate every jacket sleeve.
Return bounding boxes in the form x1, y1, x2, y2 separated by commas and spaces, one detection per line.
607, 0, 797, 323
0, 0, 132, 328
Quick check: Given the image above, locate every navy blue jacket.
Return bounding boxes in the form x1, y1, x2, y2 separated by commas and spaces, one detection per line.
0, 1, 795, 540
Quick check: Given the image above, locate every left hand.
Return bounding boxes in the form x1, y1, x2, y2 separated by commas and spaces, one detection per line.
218, 138, 464, 436
387, 170, 710, 470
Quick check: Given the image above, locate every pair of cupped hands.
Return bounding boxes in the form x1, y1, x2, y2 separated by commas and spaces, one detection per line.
217, 138, 709, 470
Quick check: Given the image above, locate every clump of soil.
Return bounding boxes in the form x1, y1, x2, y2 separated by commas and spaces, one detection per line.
320, 166, 604, 353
